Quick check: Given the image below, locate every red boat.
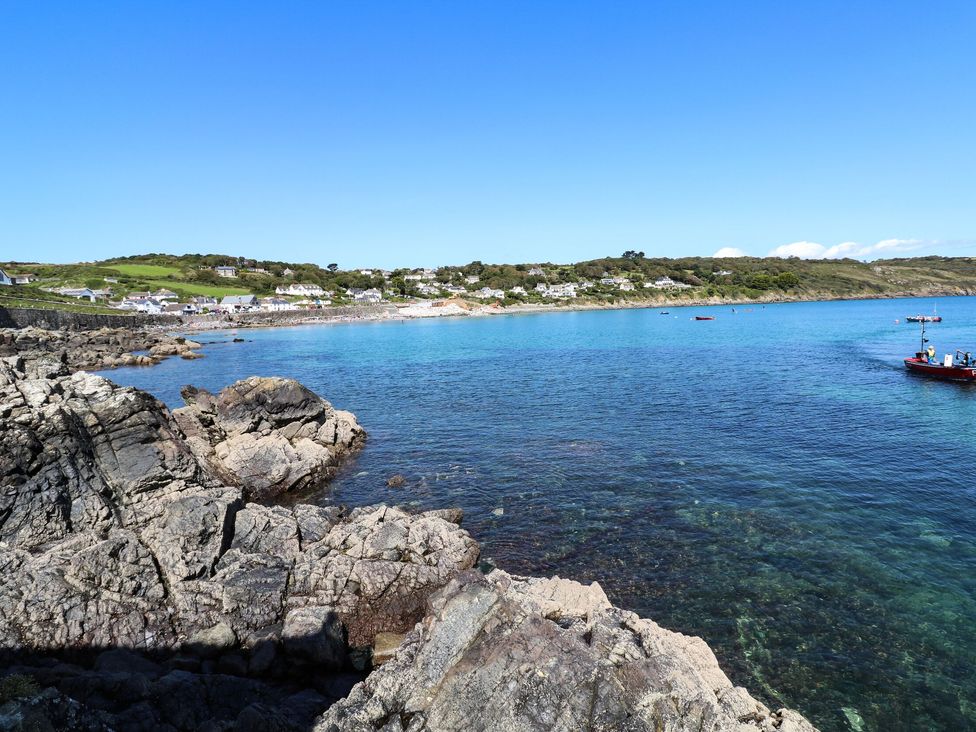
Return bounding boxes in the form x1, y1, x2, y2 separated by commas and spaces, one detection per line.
904, 320, 976, 382
904, 355, 976, 381
695, 316, 714, 321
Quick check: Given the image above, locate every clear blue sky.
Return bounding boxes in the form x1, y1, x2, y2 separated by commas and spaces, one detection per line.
1, 1, 973, 268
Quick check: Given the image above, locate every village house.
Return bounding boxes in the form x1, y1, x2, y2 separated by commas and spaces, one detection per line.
181, 303, 201, 315
403, 273, 424, 282
125, 298, 164, 315
192, 296, 218, 309
464, 275, 480, 284
619, 281, 634, 291
275, 283, 325, 297
358, 269, 374, 276
441, 284, 467, 296
57, 287, 108, 302
646, 276, 692, 290
417, 283, 442, 296
10, 273, 38, 285
162, 303, 185, 314
544, 283, 579, 298
260, 297, 296, 312
153, 289, 178, 300
0, 269, 12, 286
354, 288, 383, 303
528, 267, 545, 276
509, 285, 527, 295
219, 294, 258, 312
282, 268, 295, 277
471, 287, 505, 300
214, 266, 237, 278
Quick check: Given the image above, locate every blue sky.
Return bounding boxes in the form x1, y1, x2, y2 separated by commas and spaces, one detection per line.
1, 1, 973, 268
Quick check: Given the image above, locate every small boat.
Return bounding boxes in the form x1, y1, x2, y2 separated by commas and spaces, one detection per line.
906, 303, 942, 323
660, 311, 669, 315
695, 316, 715, 321
906, 315, 942, 323
904, 321, 976, 382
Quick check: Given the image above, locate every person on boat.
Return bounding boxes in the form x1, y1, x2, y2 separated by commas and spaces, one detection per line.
926, 345, 936, 363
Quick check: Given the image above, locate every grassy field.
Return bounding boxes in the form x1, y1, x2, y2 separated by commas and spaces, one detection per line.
137, 279, 252, 296
106, 263, 182, 277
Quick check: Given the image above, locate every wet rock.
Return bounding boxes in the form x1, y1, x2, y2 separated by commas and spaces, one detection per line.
386, 474, 405, 488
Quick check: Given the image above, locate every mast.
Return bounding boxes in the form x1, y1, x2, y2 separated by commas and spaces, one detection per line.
920, 319, 927, 354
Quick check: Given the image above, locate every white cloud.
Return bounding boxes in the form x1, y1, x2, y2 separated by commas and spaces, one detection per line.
768, 239, 925, 260
768, 241, 827, 259
712, 247, 748, 258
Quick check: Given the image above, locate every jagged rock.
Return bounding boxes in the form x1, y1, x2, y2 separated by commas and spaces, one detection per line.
0, 325, 202, 373
315, 570, 819, 732
173, 376, 366, 500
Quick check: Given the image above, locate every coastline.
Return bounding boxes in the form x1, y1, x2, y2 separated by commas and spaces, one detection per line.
169, 286, 974, 333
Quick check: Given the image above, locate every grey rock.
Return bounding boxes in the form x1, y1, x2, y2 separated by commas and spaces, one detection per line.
315, 570, 819, 732
173, 376, 365, 500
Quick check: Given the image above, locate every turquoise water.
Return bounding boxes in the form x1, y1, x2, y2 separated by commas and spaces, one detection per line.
99, 297, 976, 731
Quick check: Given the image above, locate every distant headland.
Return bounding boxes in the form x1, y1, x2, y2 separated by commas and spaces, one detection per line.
2, 252, 975, 323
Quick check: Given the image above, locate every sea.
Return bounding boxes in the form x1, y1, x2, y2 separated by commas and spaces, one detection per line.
98, 296, 976, 732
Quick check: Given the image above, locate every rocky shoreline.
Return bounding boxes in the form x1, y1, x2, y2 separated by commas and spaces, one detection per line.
0, 327, 818, 731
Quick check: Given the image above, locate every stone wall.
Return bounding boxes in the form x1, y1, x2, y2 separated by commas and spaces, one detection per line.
0, 306, 181, 330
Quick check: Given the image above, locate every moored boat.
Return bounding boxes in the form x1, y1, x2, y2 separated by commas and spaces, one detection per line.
695, 316, 714, 321
904, 321, 976, 382
906, 315, 942, 323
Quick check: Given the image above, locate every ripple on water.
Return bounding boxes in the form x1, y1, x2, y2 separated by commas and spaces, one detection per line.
98, 298, 976, 731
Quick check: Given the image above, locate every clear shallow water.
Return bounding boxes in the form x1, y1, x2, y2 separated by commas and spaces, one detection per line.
99, 297, 976, 731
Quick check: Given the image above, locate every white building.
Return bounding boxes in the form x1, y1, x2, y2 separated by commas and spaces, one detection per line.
528, 267, 545, 276
646, 276, 692, 290
282, 268, 295, 277
417, 284, 442, 296
509, 286, 527, 295
471, 287, 504, 300
464, 275, 480, 284
215, 266, 237, 278
260, 297, 296, 312
543, 283, 578, 298
354, 288, 383, 303
276, 283, 325, 297
219, 295, 258, 312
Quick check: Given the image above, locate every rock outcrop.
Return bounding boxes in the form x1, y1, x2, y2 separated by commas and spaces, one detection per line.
0, 325, 202, 373
174, 377, 365, 500
317, 571, 817, 732
0, 357, 480, 729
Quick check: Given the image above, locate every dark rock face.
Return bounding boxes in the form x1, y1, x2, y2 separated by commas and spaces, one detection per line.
316, 571, 818, 732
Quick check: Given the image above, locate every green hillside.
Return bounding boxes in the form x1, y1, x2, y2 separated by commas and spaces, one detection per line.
3, 252, 976, 309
